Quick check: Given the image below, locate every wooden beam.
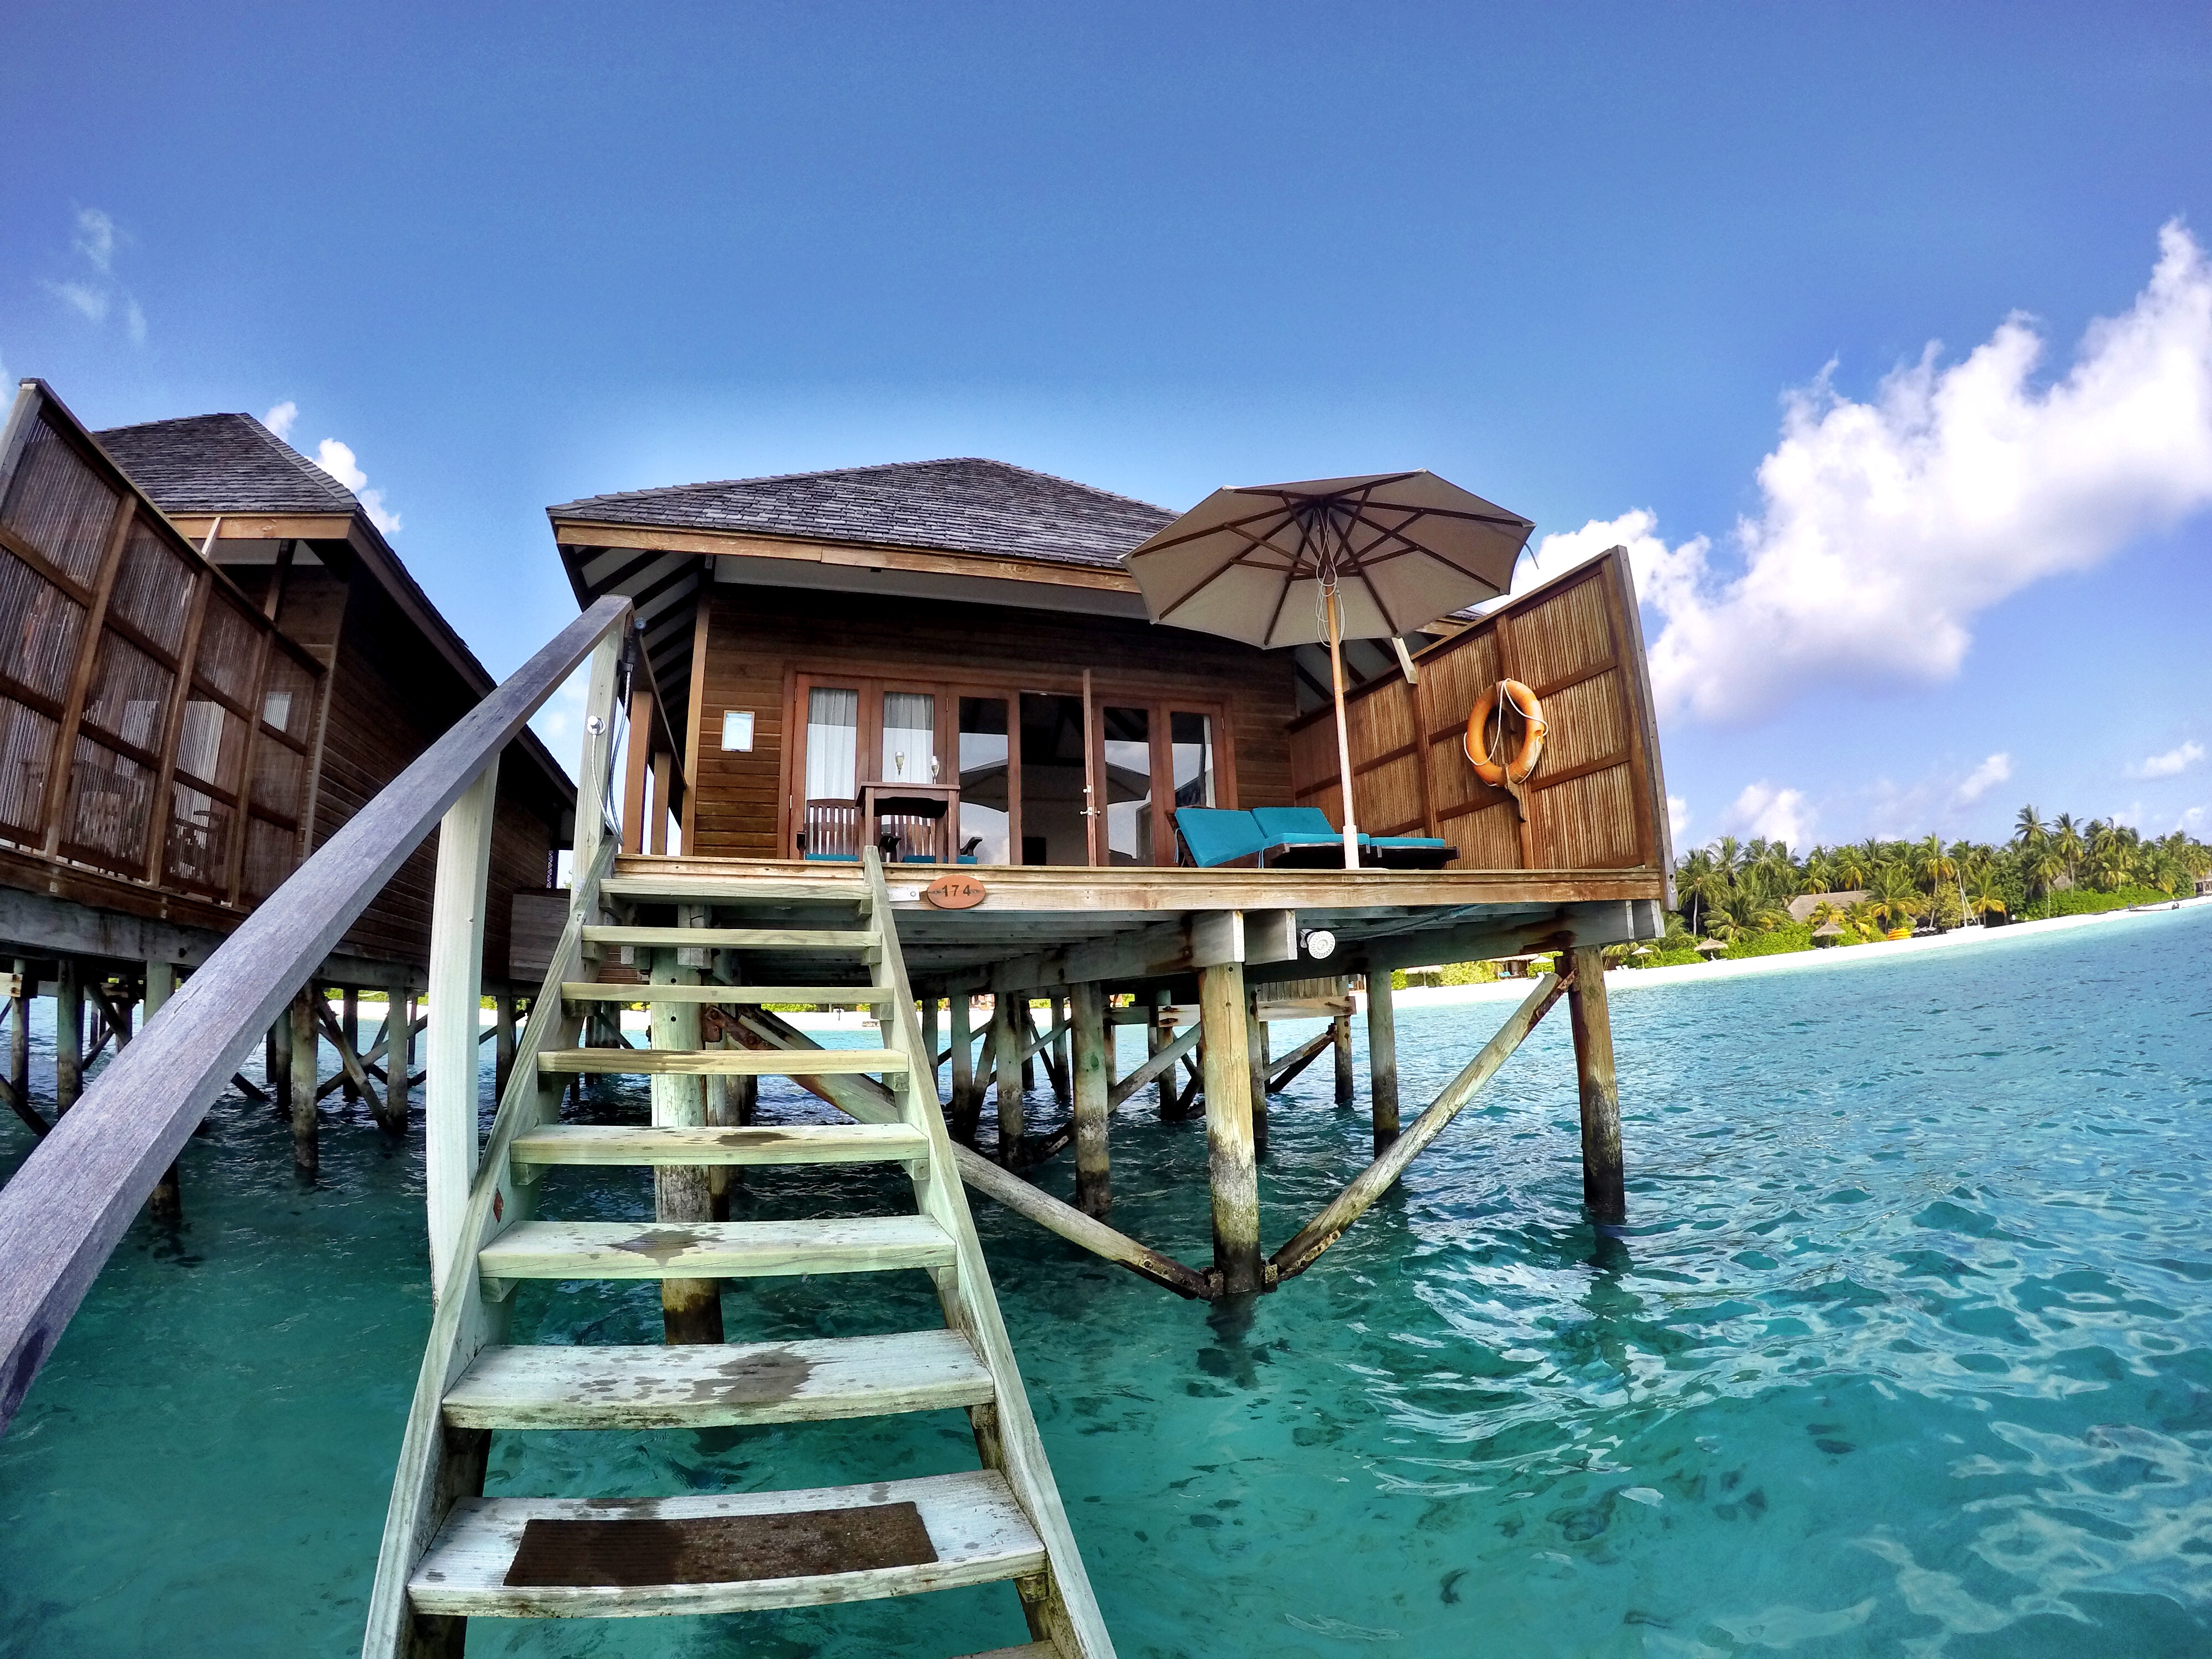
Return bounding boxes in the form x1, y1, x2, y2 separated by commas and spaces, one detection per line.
1107, 1021, 1199, 1112
1070, 982, 1109, 1218
652, 910, 723, 1344
1267, 1028, 1333, 1093
1272, 972, 1569, 1284
425, 763, 498, 1296
289, 987, 319, 1177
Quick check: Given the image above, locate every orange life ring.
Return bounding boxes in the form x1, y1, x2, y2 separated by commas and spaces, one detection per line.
1465, 680, 1547, 786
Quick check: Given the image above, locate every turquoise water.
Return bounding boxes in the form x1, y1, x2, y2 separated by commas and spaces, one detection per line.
3, 907, 2211, 1656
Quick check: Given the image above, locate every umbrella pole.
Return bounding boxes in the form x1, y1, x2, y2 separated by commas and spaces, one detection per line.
1326, 587, 1359, 870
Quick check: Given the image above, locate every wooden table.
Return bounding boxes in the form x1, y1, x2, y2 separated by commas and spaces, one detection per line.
859, 781, 962, 864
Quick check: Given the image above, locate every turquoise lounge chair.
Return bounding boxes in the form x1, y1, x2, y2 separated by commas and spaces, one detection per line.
1172, 807, 1267, 867
1251, 806, 1452, 870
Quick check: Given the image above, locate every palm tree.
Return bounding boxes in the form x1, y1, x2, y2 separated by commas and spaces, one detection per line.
2014, 804, 2046, 849
1834, 842, 1872, 890
1965, 871, 2007, 924
1911, 834, 1956, 902
1802, 846, 1839, 894
2053, 812, 2084, 886
1712, 836, 1743, 888
1865, 864, 1926, 932
1677, 849, 1725, 935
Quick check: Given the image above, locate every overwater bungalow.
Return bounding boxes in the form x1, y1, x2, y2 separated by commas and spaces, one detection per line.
0, 413, 1677, 1658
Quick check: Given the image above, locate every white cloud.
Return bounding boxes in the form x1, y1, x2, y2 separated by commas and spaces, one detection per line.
1719, 780, 1815, 851
1953, 752, 2012, 805
1526, 223, 2212, 724
1667, 793, 1691, 842
73, 208, 117, 274
123, 297, 146, 346
45, 280, 108, 323
312, 437, 403, 534
2130, 740, 2204, 778
263, 401, 298, 440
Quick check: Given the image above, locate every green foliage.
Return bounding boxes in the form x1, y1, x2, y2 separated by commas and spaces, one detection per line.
1721, 922, 1815, 958
2018, 884, 2176, 921
1397, 960, 1506, 989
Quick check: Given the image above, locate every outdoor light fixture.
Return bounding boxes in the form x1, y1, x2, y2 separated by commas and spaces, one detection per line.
1302, 928, 1337, 959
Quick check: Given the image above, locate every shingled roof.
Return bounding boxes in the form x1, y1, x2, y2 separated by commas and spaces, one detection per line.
549, 457, 1178, 568
94, 413, 357, 517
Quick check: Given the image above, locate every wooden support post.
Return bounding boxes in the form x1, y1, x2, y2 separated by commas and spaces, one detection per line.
289, 987, 319, 1177
992, 993, 1025, 1164
1245, 986, 1269, 1158
425, 762, 497, 1295
1201, 961, 1261, 1295
341, 988, 360, 1104
948, 992, 976, 1141
648, 749, 672, 854
145, 962, 182, 1223
55, 958, 83, 1115
1050, 993, 1071, 1106
652, 906, 723, 1343
1070, 981, 1110, 1218
268, 1018, 289, 1115
494, 997, 516, 1097
1366, 969, 1400, 1155
1568, 946, 1626, 1225
1333, 993, 1355, 1108
621, 680, 653, 855
1150, 985, 1173, 1119
6, 959, 35, 1138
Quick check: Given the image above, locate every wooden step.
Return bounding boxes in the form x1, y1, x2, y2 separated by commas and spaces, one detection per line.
442, 1328, 994, 1429
510, 1123, 928, 1172
478, 1217, 956, 1281
408, 1469, 1043, 1619
954, 1646, 1060, 1659
536, 1047, 907, 1077
562, 983, 894, 1005
585, 926, 877, 952
602, 874, 869, 905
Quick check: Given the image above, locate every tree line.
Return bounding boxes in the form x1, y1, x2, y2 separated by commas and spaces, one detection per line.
1668, 808, 2211, 947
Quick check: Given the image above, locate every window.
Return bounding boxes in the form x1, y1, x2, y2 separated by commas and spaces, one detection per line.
880, 691, 937, 784
1102, 706, 1153, 866
804, 687, 858, 800
1171, 711, 1216, 808
721, 709, 754, 752
957, 696, 1009, 865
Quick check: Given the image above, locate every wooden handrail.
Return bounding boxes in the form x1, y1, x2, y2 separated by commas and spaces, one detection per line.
0, 593, 635, 1433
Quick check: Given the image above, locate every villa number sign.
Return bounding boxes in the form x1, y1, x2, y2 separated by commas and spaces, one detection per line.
922, 873, 989, 910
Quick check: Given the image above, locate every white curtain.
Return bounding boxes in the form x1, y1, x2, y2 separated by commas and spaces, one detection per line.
805, 687, 859, 799
880, 692, 936, 782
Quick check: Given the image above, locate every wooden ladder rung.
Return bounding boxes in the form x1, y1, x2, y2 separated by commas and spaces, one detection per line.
561, 983, 895, 1004
478, 1216, 956, 1282
441, 1328, 993, 1430
601, 874, 871, 905
407, 1470, 1043, 1619
510, 1123, 927, 1172
584, 926, 878, 952
536, 1047, 909, 1077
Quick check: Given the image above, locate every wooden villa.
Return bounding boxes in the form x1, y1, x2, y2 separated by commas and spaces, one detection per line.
0, 381, 573, 1180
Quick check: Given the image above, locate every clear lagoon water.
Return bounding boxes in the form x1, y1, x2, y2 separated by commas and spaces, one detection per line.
3, 905, 2210, 1656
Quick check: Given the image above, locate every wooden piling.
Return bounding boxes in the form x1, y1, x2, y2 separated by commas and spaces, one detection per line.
1365, 969, 1400, 1155
651, 915, 723, 1344
268, 1018, 289, 1116
55, 958, 83, 1115
1201, 961, 1261, 1295
494, 997, 516, 1097
948, 993, 975, 1140
341, 987, 361, 1104
5, 959, 35, 1138
1070, 981, 1110, 1217
289, 987, 320, 1177
920, 995, 942, 1107
703, 1029, 738, 1223
1150, 985, 1173, 1119
145, 962, 182, 1223
1245, 986, 1269, 1157
1051, 993, 1072, 1106
392, 993, 418, 1124
1333, 989, 1355, 1107
1567, 946, 1626, 1225
992, 992, 1025, 1164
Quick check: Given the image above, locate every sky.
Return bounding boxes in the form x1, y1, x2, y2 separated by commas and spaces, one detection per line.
4, 3, 2210, 855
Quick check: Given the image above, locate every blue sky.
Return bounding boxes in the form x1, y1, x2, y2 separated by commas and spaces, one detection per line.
5, 3, 2210, 853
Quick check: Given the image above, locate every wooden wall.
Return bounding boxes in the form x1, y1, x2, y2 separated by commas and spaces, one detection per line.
1287, 550, 1673, 890
687, 583, 1299, 859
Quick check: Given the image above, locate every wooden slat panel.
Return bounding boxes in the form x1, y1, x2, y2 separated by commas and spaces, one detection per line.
1443, 801, 1522, 870
1428, 735, 1512, 820
1355, 752, 1425, 836
1503, 572, 1613, 692
1347, 681, 1412, 761
1286, 716, 1338, 801
1528, 668, 1628, 780
1528, 762, 1640, 869
1419, 627, 1499, 739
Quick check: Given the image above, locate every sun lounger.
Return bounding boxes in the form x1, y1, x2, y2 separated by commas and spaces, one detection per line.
1172, 807, 1269, 867
1251, 806, 1452, 870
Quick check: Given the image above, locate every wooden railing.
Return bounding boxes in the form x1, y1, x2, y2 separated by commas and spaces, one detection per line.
0, 592, 634, 1433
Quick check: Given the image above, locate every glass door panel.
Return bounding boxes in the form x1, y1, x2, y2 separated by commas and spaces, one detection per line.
879, 691, 938, 786
799, 685, 860, 859
1018, 692, 1088, 865
957, 696, 1010, 865
1100, 706, 1154, 866
1170, 710, 1217, 810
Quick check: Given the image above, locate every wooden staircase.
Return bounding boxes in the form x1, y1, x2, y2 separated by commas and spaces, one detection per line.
364, 845, 1114, 1657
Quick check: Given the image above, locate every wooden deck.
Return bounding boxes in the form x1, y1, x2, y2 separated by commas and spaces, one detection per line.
609, 855, 1667, 989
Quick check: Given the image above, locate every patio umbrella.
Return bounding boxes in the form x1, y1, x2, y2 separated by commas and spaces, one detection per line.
1124, 471, 1533, 867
